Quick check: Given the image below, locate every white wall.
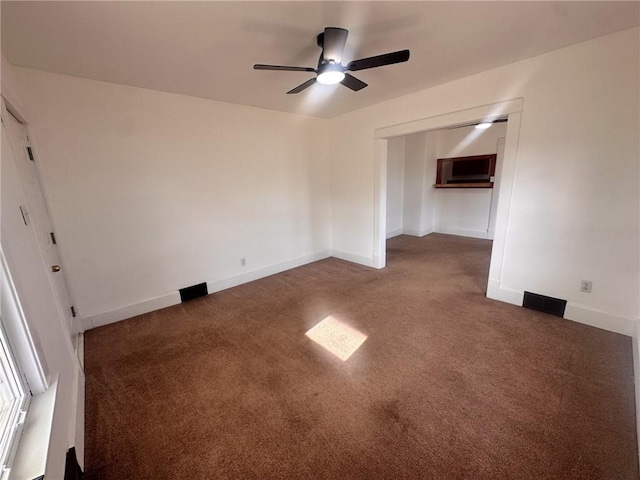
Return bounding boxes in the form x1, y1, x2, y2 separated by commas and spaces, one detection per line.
385, 137, 404, 238
398, 130, 438, 238
433, 123, 506, 239
329, 28, 640, 332
420, 132, 438, 235
402, 132, 427, 236
6, 65, 331, 328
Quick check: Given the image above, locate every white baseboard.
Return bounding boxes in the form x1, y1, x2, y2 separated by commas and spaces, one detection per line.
71, 315, 84, 336
386, 228, 403, 239
80, 250, 331, 330
487, 279, 636, 337
486, 279, 524, 306
330, 249, 375, 267
633, 320, 640, 469
402, 226, 433, 237
434, 226, 488, 239
207, 250, 330, 294
372, 253, 385, 270
81, 291, 181, 330
564, 303, 636, 337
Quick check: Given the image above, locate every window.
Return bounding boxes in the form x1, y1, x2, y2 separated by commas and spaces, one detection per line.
0, 256, 32, 479
0, 322, 29, 478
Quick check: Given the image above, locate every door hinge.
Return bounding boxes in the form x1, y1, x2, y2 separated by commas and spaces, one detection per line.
70, 306, 77, 318
19, 205, 29, 225
26, 146, 34, 161
50, 232, 57, 245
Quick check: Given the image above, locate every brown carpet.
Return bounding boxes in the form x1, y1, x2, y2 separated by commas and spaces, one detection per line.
85, 234, 638, 479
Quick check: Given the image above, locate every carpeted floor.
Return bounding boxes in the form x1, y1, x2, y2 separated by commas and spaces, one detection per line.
85, 234, 638, 479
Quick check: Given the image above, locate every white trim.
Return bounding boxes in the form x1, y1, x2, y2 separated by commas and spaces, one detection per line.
207, 251, 330, 294
487, 137, 506, 241
0, 93, 29, 128
487, 279, 636, 336
373, 138, 388, 269
75, 332, 84, 373
633, 320, 640, 470
71, 315, 83, 338
72, 332, 84, 470
375, 99, 524, 139
69, 362, 84, 471
385, 228, 403, 239
81, 291, 181, 330
402, 226, 434, 237
486, 279, 524, 306
0, 251, 48, 394
372, 254, 384, 270
10, 377, 59, 480
564, 303, 635, 337
486, 111, 523, 297
433, 226, 487, 239
81, 250, 332, 330
330, 249, 375, 268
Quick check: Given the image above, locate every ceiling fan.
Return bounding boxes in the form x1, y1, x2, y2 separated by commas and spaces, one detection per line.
254, 27, 410, 94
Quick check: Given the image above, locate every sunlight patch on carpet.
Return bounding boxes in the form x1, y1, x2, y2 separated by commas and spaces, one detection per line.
305, 316, 367, 361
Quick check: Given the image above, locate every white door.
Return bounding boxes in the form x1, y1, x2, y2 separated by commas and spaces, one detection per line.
1, 102, 79, 345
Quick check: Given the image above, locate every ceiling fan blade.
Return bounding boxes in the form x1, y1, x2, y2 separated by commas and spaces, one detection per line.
287, 78, 317, 94
254, 64, 316, 72
341, 73, 368, 92
347, 49, 410, 72
322, 27, 349, 63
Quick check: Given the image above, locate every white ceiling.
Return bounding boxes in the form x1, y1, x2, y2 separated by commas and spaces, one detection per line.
2, 1, 638, 118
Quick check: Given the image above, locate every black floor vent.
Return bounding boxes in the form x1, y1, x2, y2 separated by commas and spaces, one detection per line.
179, 282, 208, 302
523, 291, 567, 317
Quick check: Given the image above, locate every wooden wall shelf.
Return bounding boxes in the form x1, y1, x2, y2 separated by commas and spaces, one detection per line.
436, 154, 496, 189
434, 183, 494, 189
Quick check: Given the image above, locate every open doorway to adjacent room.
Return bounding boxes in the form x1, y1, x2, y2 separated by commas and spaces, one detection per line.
383, 119, 507, 293
386, 120, 507, 240
372, 99, 523, 298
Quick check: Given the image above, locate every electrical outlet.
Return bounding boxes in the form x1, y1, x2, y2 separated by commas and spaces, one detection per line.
240, 258, 246, 267
580, 280, 593, 293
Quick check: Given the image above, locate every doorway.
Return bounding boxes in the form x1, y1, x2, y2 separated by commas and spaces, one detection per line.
386, 121, 507, 242
1, 99, 79, 344
372, 99, 523, 300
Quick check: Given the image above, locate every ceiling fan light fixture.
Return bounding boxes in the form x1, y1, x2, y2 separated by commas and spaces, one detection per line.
317, 69, 345, 85
254, 27, 410, 94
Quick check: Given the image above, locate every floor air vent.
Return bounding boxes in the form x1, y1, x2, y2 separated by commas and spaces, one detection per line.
523, 291, 567, 317
179, 282, 208, 302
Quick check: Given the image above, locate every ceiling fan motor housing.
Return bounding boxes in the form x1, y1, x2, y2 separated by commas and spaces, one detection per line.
253, 26, 410, 94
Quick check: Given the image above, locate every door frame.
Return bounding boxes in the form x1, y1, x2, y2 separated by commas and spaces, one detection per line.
1, 98, 80, 337
372, 98, 524, 299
